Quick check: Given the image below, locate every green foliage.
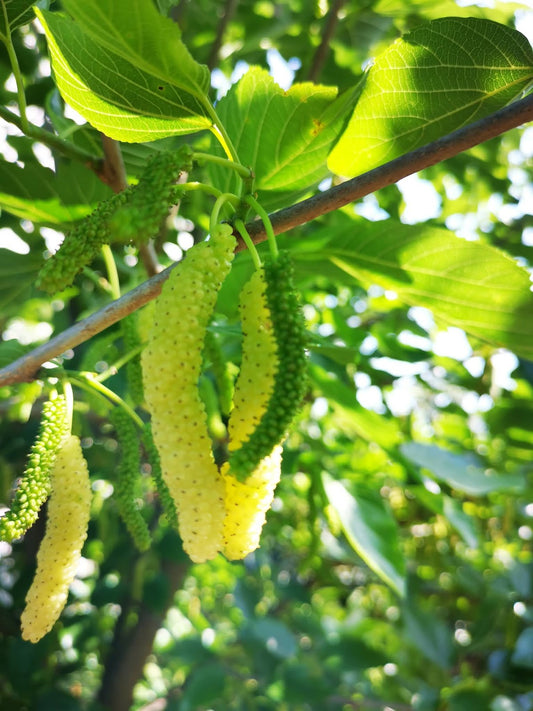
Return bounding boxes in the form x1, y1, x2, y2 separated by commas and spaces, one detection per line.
0, 1, 532, 709
36, 0, 214, 142
323, 474, 406, 596
121, 313, 144, 407
208, 66, 355, 210
290, 212, 533, 359
329, 17, 533, 176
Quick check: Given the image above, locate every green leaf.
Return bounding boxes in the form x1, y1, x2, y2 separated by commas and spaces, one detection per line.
0, 0, 35, 38
180, 663, 227, 711
243, 617, 298, 659
323, 474, 406, 596
402, 596, 454, 668
328, 17, 533, 176
0, 248, 43, 312
209, 67, 354, 210
511, 628, 533, 669
411, 486, 480, 548
401, 442, 525, 495
0, 158, 112, 224
36, 0, 213, 142
297, 214, 533, 359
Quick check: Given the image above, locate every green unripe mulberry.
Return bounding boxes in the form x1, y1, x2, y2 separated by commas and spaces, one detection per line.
110, 146, 193, 243
141, 224, 236, 562
21, 435, 92, 643
37, 190, 130, 293
110, 408, 151, 552
0, 394, 68, 543
228, 251, 308, 481
142, 422, 178, 531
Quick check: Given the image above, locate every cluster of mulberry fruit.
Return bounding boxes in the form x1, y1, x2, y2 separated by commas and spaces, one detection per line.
141, 234, 308, 562
4, 154, 309, 641
37, 146, 193, 294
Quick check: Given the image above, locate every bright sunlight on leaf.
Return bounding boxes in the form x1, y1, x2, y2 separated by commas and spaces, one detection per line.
328, 17, 533, 176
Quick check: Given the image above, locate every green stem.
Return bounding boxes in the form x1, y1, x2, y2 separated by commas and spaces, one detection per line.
95, 343, 144, 383
245, 195, 278, 259
210, 192, 240, 234
0, 105, 99, 166
72, 372, 144, 429
170, 182, 224, 201
101, 245, 121, 301
234, 219, 261, 269
81, 266, 115, 296
192, 152, 252, 179
208, 115, 240, 164
2, 15, 29, 134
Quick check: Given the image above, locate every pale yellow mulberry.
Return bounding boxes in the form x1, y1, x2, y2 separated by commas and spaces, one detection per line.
141, 227, 236, 562
21, 435, 92, 643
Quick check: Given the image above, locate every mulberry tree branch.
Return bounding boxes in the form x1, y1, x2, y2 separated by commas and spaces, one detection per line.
307, 0, 346, 83
0, 93, 532, 388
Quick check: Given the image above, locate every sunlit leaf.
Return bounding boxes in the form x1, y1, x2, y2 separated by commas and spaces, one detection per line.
402, 442, 525, 495
323, 474, 406, 595
328, 17, 533, 176
209, 67, 354, 210
36, 0, 213, 142
294, 214, 533, 359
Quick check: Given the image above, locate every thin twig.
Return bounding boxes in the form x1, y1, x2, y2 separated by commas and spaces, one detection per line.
99, 135, 128, 191
1, 94, 532, 387
307, 0, 346, 83
100, 135, 162, 276
206, 0, 239, 70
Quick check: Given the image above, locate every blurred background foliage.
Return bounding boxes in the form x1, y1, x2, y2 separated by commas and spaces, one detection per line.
0, 0, 532, 710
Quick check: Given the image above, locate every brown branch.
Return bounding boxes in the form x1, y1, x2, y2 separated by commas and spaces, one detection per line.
98, 560, 189, 711
0, 93, 532, 388
206, 0, 239, 70
99, 135, 162, 277
307, 0, 346, 83
98, 135, 129, 192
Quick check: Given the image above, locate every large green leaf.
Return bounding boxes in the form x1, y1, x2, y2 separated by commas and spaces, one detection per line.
328, 17, 533, 176
0, 0, 35, 38
0, 158, 112, 224
294, 214, 533, 359
0, 248, 43, 311
402, 442, 525, 495
402, 596, 455, 668
209, 67, 354, 210
36, 0, 213, 142
323, 474, 406, 596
